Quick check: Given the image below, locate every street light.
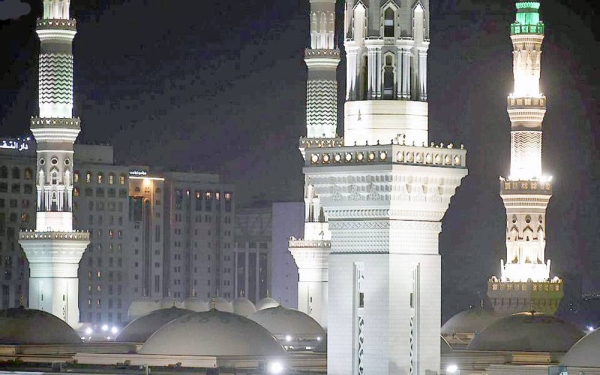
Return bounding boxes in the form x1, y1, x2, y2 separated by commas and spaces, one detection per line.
447, 364, 460, 375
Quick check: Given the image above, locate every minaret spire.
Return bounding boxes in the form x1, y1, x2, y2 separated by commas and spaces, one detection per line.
289, 0, 341, 330
19, 0, 90, 328
488, 0, 563, 316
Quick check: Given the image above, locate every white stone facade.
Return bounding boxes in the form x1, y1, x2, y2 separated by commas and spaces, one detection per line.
19, 3, 90, 328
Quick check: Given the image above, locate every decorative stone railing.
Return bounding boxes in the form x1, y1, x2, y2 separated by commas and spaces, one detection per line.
500, 178, 552, 194
305, 142, 467, 168
289, 239, 331, 248
507, 96, 546, 109
19, 230, 90, 241
304, 49, 340, 59
37, 19, 77, 30
31, 117, 81, 129
300, 137, 344, 150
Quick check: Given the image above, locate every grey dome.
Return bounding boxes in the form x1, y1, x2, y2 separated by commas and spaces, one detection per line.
561, 328, 600, 367
441, 336, 453, 355
255, 297, 279, 311
0, 308, 81, 345
140, 310, 287, 357
127, 298, 159, 321
232, 298, 257, 317
182, 297, 209, 312
116, 307, 193, 343
441, 307, 500, 336
248, 306, 325, 338
212, 297, 234, 313
467, 312, 584, 352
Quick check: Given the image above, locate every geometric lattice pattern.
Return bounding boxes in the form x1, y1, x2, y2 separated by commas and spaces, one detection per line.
39, 53, 73, 106
511, 130, 542, 178
357, 316, 365, 375
307, 79, 337, 138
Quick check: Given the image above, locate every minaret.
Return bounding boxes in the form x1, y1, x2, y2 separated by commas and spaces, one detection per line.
288, 0, 341, 329
301, 1, 468, 375
343, 0, 429, 147
488, 0, 563, 316
18, 0, 90, 328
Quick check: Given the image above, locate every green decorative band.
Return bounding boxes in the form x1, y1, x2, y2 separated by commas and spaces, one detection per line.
511, 23, 544, 35
516, 2, 540, 10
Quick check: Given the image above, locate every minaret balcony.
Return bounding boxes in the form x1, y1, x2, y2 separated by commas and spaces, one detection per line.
511, 23, 544, 35
500, 179, 552, 195
507, 96, 546, 110
37, 18, 76, 31
19, 230, 90, 242
305, 142, 466, 169
31, 117, 80, 130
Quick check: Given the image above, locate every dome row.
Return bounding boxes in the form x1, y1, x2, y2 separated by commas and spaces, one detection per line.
128, 296, 279, 320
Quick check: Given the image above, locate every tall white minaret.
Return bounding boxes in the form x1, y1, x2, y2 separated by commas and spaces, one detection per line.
488, 0, 563, 316
300, 1, 468, 375
19, 0, 90, 328
289, 0, 341, 329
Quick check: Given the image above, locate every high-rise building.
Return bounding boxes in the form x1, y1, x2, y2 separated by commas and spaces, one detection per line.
0, 139, 35, 309
296, 2, 468, 375
289, 0, 341, 330
73, 145, 131, 325
487, 0, 563, 316
18, 1, 90, 327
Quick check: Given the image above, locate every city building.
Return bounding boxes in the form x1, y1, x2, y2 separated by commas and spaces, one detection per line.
0, 138, 35, 309
487, 0, 563, 316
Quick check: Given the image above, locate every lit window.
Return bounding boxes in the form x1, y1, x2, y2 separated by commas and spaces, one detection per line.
86, 172, 92, 183
97, 173, 104, 184
108, 173, 115, 184
73, 171, 79, 183
74, 187, 80, 197
119, 174, 126, 185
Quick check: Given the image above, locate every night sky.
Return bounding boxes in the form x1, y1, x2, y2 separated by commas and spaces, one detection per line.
1, 0, 599, 321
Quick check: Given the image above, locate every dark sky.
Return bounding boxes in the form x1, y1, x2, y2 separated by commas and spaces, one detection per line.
1, 0, 599, 321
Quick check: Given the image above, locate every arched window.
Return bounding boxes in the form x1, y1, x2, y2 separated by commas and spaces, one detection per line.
383, 53, 396, 99
11, 167, 20, 179
74, 187, 80, 197
97, 173, 104, 184
119, 174, 126, 185
383, 7, 395, 37
51, 170, 58, 185
108, 173, 115, 185
0, 167, 7, 179
86, 172, 92, 183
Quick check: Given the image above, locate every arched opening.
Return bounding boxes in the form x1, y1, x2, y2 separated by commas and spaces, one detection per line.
383, 54, 396, 99
384, 7, 395, 37
360, 54, 368, 100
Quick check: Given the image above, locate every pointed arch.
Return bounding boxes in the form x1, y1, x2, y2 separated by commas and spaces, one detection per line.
382, 51, 397, 99
381, 1, 399, 38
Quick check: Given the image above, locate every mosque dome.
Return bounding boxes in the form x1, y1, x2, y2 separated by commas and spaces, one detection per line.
212, 297, 234, 313
255, 297, 279, 311
116, 307, 193, 343
232, 297, 257, 317
466, 312, 584, 352
182, 297, 209, 312
0, 307, 81, 345
560, 328, 600, 367
140, 310, 287, 357
441, 307, 500, 337
248, 306, 325, 339
127, 298, 159, 321
159, 296, 182, 309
